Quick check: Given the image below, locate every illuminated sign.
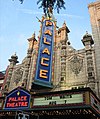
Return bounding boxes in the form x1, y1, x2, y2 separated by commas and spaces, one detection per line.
4, 87, 30, 110
34, 20, 54, 88
33, 93, 84, 108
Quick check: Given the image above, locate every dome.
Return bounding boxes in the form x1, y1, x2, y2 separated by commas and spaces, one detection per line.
11, 53, 18, 59
83, 31, 92, 39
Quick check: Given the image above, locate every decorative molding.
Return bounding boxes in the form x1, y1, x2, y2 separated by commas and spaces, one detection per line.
69, 55, 83, 75
13, 67, 23, 85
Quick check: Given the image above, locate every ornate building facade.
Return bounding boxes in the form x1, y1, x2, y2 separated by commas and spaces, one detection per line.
88, 0, 100, 98
1, 1, 100, 99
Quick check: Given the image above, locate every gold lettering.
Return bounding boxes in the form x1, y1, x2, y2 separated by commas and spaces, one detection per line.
44, 30, 52, 36
41, 57, 49, 66
40, 69, 48, 79
42, 48, 50, 55
46, 21, 52, 26
43, 37, 50, 45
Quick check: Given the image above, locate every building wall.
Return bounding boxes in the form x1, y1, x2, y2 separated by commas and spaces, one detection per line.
88, 1, 100, 97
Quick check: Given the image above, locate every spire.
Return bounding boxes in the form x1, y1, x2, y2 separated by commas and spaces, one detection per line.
63, 21, 66, 27
62, 21, 70, 33
32, 32, 35, 39
28, 31, 37, 42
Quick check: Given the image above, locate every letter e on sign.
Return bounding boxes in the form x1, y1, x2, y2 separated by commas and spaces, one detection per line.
40, 69, 48, 79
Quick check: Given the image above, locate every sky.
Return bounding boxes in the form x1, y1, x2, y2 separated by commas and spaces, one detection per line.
0, 0, 96, 71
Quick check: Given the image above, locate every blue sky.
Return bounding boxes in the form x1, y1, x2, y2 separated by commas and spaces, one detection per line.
0, 0, 96, 71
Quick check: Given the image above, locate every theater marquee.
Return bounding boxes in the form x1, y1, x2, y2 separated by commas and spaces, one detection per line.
4, 87, 30, 110
34, 20, 54, 88
33, 93, 84, 108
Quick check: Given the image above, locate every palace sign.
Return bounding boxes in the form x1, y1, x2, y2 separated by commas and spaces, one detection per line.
34, 20, 54, 88
4, 87, 30, 110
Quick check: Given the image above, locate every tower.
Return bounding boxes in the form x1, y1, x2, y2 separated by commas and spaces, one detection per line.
81, 32, 96, 92
88, 1, 100, 97
5, 53, 19, 92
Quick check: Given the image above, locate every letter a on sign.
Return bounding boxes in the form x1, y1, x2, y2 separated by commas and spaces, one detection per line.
42, 48, 50, 55
44, 30, 52, 36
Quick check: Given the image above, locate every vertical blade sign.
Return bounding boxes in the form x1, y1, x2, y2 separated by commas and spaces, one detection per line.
34, 20, 54, 88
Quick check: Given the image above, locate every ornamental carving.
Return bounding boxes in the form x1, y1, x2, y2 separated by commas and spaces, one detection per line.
13, 67, 23, 85
56, 43, 61, 49
33, 49, 36, 55
70, 55, 83, 75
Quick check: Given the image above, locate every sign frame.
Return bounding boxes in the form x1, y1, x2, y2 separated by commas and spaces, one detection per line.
32, 92, 85, 109
34, 20, 54, 88
4, 87, 31, 110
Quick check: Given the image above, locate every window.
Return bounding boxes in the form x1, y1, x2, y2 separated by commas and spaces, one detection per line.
88, 72, 93, 77
87, 67, 94, 71
0, 86, 1, 90
72, 87, 77, 90
61, 77, 64, 81
87, 56, 92, 60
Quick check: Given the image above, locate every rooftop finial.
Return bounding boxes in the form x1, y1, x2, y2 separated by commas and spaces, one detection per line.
86, 31, 88, 35
63, 21, 66, 27
14, 52, 17, 56
32, 32, 35, 38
